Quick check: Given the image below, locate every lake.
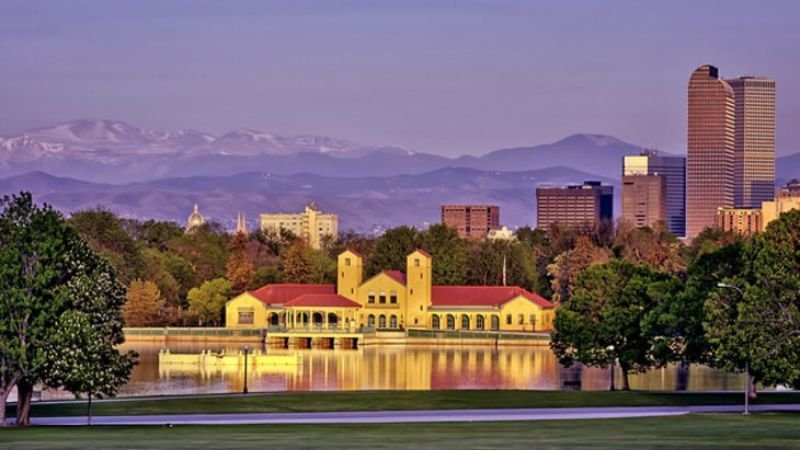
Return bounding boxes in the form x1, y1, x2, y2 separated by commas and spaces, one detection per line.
78, 342, 747, 399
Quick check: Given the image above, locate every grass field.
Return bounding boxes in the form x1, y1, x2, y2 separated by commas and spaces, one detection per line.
1, 414, 800, 449
9, 390, 800, 417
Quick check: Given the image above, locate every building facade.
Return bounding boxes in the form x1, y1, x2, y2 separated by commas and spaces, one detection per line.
762, 180, 800, 226
226, 249, 555, 332
260, 203, 338, 249
622, 174, 666, 229
186, 203, 205, 232
623, 150, 686, 236
536, 181, 613, 231
687, 65, 736, 239
726, 76, 776, 209
715, 207, 763, 235
441, 204, 500, 239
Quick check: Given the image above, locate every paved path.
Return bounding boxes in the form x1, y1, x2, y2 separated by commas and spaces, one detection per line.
28, 404, 800, 426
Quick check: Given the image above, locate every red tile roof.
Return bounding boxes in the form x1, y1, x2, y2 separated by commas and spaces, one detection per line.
431, 286, 554, 309
248, 284, 335, 305
414, 248, 432, 258
283, 294, 361, 308
343, 248, 364, 258
382, 270, 407, 285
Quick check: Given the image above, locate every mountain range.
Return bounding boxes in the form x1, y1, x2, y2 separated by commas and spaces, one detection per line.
1, 119, 649, 183
1, 119, 797, 230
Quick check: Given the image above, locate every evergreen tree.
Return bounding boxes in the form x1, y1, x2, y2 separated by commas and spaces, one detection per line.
123, 280, 166, 327
419, 224, 467, 285
366, 226, 419, 277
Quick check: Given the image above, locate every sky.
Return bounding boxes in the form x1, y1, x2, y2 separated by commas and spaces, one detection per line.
1, 0, 798, 156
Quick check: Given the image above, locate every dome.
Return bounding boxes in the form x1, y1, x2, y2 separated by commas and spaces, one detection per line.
186, 203, 205, 230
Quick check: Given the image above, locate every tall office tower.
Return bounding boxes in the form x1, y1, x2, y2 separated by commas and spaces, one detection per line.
536, 181, 613, 231
441, 204, 500, 239
686, 65, 735, 239
726, 76, 776, 208
622, 174, 666, 229
623, 149, 686, 236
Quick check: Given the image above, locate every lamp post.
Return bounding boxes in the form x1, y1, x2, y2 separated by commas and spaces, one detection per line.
242, 345, 249, 394
606, 345, 615, 391
716, 282, 750, 415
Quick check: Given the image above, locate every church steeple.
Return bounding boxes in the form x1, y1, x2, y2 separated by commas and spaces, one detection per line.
235, 212, 247, 235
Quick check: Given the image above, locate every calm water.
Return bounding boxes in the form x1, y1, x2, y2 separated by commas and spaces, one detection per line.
84, 342, 747, 398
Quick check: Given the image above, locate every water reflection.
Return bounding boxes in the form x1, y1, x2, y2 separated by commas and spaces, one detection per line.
105, 342, 745, 398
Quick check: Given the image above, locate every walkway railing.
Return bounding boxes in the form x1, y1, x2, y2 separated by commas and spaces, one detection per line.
267, 325, 377, 334
407, 329, 550, 341
124, 327, 266, 337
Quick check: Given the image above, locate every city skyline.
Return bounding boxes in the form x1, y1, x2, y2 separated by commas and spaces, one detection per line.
1, 1, 798, 157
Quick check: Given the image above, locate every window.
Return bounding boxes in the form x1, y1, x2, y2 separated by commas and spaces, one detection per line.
345, 258, 351, 266
530, 314, 537, 331
447, 315, 455, 330
518, 314, 524, 325
506, 314, 512, 325
379, 291, 387, 304
491, 315, 500, 331
476, 315, 485, 330
390, 315, 398, 328
415, 258, 420, 267
379, 315, 387, 328
341, 271, 345, 278
238, 311, 254, 325
432, 315, 440, 329
390, 291, 398, 304
461, 315, 470, 330
420, 273, 423, 279
410, 288, 414, 295
367, 315, 375, 327
368, 291, 376, 304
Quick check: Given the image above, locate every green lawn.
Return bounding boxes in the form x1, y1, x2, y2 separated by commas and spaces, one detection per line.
11, 390, 800, 417
2, 415, 800, 449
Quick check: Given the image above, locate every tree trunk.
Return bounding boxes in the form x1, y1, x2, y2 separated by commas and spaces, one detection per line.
15, 380, 33, 426
0, 387, 10, 427
620, 367, 631, 391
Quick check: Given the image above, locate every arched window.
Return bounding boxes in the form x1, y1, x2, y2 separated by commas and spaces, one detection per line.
268, 312, 279, 326
368, 314, 375, 327
390, 315, 398, 328
379, 315, 387, 328
491, 315, 500, 331
313, 312, 324, 326
461, 315, 470, 330
476, 315, 485, 330
328, 313, 339, 328
446, 314, 455, 330
432, 315, 440, 329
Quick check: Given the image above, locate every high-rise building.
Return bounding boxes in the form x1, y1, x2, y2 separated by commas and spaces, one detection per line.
441, 204, 500, 239
761, 179, 800, 228
726, 76, 776, 209
623, 149, 686, 236
622, 174, 666, 229
686, 65, 736, 239
536, 181, 613, 231
260, 202, 338, 249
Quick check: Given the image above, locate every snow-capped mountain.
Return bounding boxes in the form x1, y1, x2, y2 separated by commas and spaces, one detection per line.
0, 119, 655, 183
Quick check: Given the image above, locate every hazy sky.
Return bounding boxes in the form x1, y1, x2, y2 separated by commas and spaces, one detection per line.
1, 0, 798, 156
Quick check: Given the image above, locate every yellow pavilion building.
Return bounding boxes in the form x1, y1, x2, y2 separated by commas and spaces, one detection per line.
226, 249, 555, 332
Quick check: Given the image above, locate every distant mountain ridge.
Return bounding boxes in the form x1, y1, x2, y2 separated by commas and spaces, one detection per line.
0, 168, 619, 232
1, 119, 656, 183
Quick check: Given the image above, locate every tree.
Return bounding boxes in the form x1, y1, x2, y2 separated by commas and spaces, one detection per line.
550, 259, 678, 390
187, 278, 232, 326
547, 236, 611, 302
705, 210, 800, 390
123, 280, 166, 327
122, 218, 184, 251
167, 222, 229, 283
69, 208, 145, 284
249, 266, 282, 289
613, 220, 685, 275
307, 248, 336, 284
419, 224, 467, 285
226, 232, 254, 293
0, 193, 135, 426
140, 248, 181, 306
366, 226, 419, 277
281, 240, 313, 283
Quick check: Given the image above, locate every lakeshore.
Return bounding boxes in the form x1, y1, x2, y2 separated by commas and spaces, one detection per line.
2, 414, 800, 449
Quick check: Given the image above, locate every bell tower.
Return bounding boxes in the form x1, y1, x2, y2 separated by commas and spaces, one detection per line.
405, 249, 432, 328
337, 249, 363, 301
